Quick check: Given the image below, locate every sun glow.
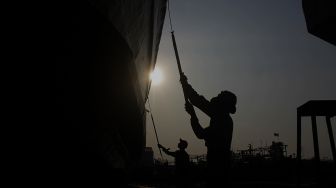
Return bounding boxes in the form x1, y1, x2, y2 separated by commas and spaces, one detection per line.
150, 67, 163, 86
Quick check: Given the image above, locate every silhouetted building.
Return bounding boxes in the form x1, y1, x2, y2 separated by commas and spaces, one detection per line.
269, 141, 286, 160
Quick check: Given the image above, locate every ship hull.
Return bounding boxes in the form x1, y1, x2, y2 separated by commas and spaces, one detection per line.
45, 0, 166, 184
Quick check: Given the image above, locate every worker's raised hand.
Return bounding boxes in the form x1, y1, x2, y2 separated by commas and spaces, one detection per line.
185, 101, 195, 116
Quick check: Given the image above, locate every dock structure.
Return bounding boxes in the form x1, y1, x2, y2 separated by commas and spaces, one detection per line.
296, 100, 336, 185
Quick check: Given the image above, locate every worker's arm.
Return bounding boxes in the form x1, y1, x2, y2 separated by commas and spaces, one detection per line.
180, 73, 212, 116
158, 144, 176, 157
185, 102, 205, 139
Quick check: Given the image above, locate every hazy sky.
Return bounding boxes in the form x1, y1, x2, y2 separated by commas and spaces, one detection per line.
146, 0, 336, 161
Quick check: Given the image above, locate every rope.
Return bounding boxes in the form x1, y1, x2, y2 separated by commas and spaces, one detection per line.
167, 0, 174, 32
145, 0, 196, 162
147, 98, 164, 159
144, 0, 175, 160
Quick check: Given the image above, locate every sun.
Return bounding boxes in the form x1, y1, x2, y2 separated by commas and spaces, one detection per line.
150, 67, 163, 86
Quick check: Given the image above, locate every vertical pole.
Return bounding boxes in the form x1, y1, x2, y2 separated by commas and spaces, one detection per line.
171, 32, 196, 115
311, 116, 320, 162
171, 32, 183, 76
171, 32, 189, 103
147, 100, 164, 159
311, 116, 320, 183
326, 116, 336, 162
297, 113, 301, 187
150, 112, 163, 159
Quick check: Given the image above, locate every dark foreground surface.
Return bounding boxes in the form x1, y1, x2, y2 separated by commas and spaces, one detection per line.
127, 159, 335, 188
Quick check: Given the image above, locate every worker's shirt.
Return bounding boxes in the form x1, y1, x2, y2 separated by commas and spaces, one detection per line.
204, 114, 233, 153
174, 150, 190, 173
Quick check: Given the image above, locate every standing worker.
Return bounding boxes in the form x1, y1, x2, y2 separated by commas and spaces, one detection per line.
158, 139, 190, 187
181, 73, 237, 187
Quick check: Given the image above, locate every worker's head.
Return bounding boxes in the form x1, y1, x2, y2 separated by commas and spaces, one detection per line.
210, 90, 237, 114
178, 138, 188, 150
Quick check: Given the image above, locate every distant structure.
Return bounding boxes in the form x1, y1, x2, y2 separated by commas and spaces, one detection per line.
269, 141, 287, 160
235, 141, 288, 162
190, 154, 207, 164
302, 0, 336, 45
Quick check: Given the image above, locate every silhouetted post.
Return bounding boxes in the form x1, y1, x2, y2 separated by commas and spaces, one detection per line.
311, 116, 320, 182
311, 116, 320, 162
326, 116, 336, 162
297, 113, 302, 186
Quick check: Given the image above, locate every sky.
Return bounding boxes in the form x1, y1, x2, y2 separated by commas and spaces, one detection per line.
146, 0, 336, 162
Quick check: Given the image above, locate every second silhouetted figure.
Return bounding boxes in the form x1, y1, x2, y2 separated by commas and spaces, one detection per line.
158, 139, 190, 187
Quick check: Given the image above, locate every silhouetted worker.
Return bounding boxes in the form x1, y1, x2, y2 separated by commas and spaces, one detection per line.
181, 73, 236, 187
158, 139, 190, 187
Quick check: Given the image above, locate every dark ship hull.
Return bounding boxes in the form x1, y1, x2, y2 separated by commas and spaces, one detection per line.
43, 0, 167, 184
